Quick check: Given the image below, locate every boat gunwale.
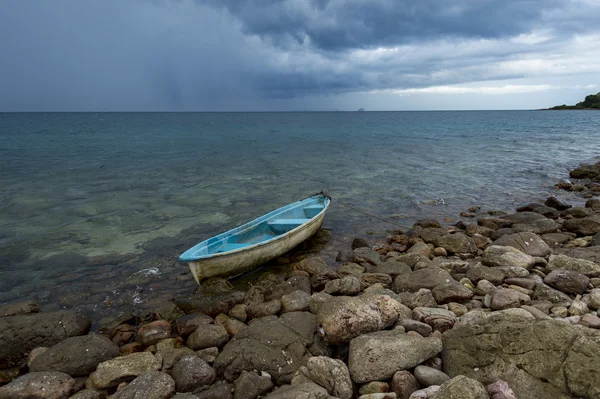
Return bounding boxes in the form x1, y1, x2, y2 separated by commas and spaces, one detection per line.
179, 195, 330, 262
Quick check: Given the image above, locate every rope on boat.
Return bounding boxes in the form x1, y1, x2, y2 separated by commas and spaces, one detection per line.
317, 191, 410, 230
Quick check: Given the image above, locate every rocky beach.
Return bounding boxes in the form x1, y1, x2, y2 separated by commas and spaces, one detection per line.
2, 160, 600, 399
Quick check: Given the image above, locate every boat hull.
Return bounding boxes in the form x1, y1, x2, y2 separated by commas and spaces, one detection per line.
186, 206, 327, 284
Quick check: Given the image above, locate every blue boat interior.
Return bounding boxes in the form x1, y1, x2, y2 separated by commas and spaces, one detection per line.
179, 195, 329, 261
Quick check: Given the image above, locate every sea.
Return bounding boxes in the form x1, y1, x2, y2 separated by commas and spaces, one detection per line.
1, 111, 599, 321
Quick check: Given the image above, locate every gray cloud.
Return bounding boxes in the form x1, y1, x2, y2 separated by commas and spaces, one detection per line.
0, 0, 599, 111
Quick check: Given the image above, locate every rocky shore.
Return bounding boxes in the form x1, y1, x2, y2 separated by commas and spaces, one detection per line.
2, 161, 600, 399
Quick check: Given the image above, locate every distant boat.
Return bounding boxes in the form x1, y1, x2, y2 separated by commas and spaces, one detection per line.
179, 193, 330, 284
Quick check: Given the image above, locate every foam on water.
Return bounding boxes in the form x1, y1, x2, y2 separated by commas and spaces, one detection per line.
1, 111, 599, 317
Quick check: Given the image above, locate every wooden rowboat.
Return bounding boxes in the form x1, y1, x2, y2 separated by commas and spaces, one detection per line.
179, 193, 330, 284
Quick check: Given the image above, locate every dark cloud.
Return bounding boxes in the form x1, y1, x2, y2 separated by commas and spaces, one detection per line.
205, 0, 572, 51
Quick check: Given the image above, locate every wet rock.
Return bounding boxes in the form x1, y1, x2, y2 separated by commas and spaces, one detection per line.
111, 324, 135, 346
172, 355, 216, 392
0, 300, 39, 317
215, 314, 247, 336
353, 237, 372, 250
563, 215, 600, 236
233, 370, 273, 399
247, 300, 281, 319
413, 366, 449, 387
431, 282, 473, 304
87, 352, 161, 389
390, 370, 420, 399
482, 246, 535, 269
541, 232, 574, 247
176, 313, 214, 336
136, 320, 172, 346
0, 371, 75, 399
563, 207, 593, 218
544, 269, 590, 295
111, 371, 175, 399
393, 268, 454, 293
587, 198, 600, 211
264, 276, 311, 301
29, 334, 118, 377
412, 307, 456, 333
466, 264, 505, 285
214, 312, 315, 384
317, 295, 406, 345
516, 203, 558, 219
307, 356, 353, 399
160, 346, 195, 372
173, 290, 245, 318
187, 324, 229, 350
503, 212, 547, 225
263, 382, 331, 399
354, 247, 383, 266
339, 262, 366, 276
416, 219, 441, 229
420, 230, 477, 255
492, 232, 551, 257
281, 290, 311, 312
348, 330, 442, 383
545, 197, 572, 211
325, 275, 362, 295
0, 310, 91, 369
294, 257, 329, 276
408, 242, 432, 258
434, 375, 489, 399
228, 304, 248, 322
490, 288, 530, 310
547, 254, 600, 277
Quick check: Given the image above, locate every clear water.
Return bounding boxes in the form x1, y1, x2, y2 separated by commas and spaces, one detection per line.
1, 111, 599, 319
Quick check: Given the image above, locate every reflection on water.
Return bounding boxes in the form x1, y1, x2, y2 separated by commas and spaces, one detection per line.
1, 111, 599, 320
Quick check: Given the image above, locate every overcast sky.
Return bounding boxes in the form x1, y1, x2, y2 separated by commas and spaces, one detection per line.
1, 0, 599, 111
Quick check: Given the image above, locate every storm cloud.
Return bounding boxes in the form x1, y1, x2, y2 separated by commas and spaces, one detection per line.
1, 0, 599, 110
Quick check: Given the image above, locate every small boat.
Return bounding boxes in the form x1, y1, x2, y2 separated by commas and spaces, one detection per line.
180, 193, 331, 284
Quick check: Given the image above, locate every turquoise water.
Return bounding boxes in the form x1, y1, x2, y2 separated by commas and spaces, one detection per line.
1, 111, 599, 318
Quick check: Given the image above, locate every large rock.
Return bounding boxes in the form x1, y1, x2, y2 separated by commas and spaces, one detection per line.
545, 196, 572, 211
173, 290, 245, 317
413, 307, 456, 333
348, 330, 442, 383
431, 282, 474, 304
214, 312, 315, 384
442, 308, 600, 399
316, 295, 406, 345
544, 269, 590, 295
547, 254, 600, 277
234, 370, 273, 399
264, 382, 333, 399
0, 300, 39, 317
419, 229, 477, 254
562, 215, 600, 236
29, 334, 118, 377
465, 264, 505, 285
87, 351, 161, 389
172, 355, 216, 392
516, 203, 559, 219
0, 310, 91, 369
307, 356, 353, 399
532, 284, 572, 304
264, 276, 311, 301
482, 246, 535, 269
136, 320, 172, 346
353, 248, 383, 266
390, 370, 419, 399
490, 288, 530, 310
433, 375, 489, 399
187, 324, 229, 350
111, 371, 175, 399
393, 268, 454, 293
373, 261, 412, 278
0, 372, 75, 399
502, 212, 547, 225
492, 233, 551, 257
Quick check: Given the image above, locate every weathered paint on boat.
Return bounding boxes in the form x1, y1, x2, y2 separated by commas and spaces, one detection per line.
179, 194, 330, 284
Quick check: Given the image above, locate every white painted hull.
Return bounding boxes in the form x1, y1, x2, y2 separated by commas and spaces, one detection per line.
187, 210, 326, 284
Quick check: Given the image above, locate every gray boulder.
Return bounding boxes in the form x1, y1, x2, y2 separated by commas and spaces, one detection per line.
86, 352, 161, 389
532, 284, 573, 304
419, 229, 476, 254
316, 295, 406, 345
307, 356, 353, 399
214, 312, 315, 384
373, 261, 412, 278
516, 203, 558, 219
562, 215, 600, 236
492, 232, 551, 257
442, 308, 600, 399
111, 371, 175, 399
431, 282, 474, 304
353, 248, 383, 266
544, 197, 572, 211
0, 372, 75, 399
29, 334, 118, 376
234, 370, 273, 399
187, 324, 229, 350
433, 375, 489, 399
348, 330, 442, 383
502, 212, 547, 225
544, 269, 590, 295
393, 268, 454, 293
172, 355, 216, 392
547, 254, 600, 277
414, 365, 449, 387
482, 246, 535, 269
0, 310, 91, 368
465, 264, 505, 285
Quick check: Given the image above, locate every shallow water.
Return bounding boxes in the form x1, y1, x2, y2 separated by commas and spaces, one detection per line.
1, 111, 599, 319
